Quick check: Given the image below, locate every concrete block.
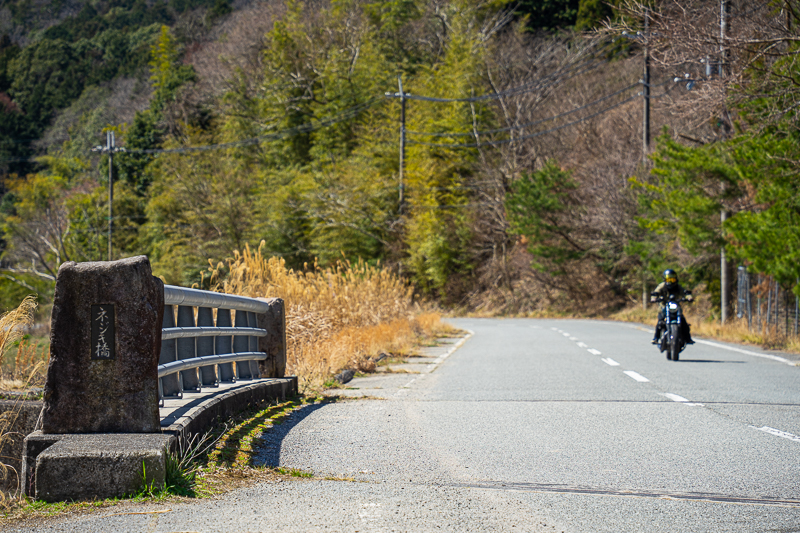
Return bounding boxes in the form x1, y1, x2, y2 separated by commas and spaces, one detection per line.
34, 433, 172, 502
0, 401, 43, 495
20, 431, 60, 497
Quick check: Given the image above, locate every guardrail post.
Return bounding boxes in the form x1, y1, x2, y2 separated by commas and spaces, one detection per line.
215, 309, 236, 382
256, 298, 286, 378
177, 305, 201, 391
234, 310, 254, 379
247, 311, 260, 377
159, 306, 182, 399
197, 307, 218, 386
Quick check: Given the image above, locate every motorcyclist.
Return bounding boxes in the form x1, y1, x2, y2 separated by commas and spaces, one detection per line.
650, 269, 695, 345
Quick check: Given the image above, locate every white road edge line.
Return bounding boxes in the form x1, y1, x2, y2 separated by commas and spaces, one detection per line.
694, 340, 794, 366
750, 426, 800, 443
587, 348, 602, 356
427, 330, 474, 372
394, 330, 473, 397
662, 393, 689, 402
623, 370, 650, 382
616, 323, 795, 366
601, 358, 620, 366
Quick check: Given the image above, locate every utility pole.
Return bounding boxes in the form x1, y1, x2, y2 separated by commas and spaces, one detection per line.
641, 9, 651, 311
642, 8, 651, 166
92, 131, 123, 261
385, 76, 407, 213
398, 76, 406, 211
719, 0, 731, 324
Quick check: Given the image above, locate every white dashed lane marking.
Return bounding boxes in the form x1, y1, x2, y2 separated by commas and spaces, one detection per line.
587, 348, 602, 356
623, 370, 650, 382
601, 358, 620, 366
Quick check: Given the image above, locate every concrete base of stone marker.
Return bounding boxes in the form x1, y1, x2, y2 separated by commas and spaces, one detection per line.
23, 432, 172, 502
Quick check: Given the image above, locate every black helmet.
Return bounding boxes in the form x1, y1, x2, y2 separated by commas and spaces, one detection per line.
663, 269, 678, 287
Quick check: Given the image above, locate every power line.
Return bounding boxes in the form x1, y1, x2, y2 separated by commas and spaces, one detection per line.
408, 82, 640, 138
125, 98, 382, 155
407, 80, 675, 149
0, 98, 381, 165
385, 39, 618, 104
409, 94, 640, 148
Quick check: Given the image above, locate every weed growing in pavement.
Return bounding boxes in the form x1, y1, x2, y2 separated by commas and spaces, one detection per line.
275, 467, 313, 478
202, 397, 311, 471
207, 243, 456, 391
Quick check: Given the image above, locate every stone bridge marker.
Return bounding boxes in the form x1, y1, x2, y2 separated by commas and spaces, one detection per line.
23, 256, 172, 501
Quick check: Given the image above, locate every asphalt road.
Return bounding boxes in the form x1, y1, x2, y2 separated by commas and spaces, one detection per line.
8, 318, 800, 532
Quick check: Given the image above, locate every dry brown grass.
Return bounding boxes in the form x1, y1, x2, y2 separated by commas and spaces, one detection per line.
0, 296, 38, 504
1, 340, 49, 391
0, 297, 36, 362
208, 243, 454, 390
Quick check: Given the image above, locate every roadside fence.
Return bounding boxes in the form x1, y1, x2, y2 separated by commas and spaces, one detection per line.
736, 266, 799, 337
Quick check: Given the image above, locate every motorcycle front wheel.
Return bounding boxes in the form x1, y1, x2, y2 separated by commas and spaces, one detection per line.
668, 324, 680, 361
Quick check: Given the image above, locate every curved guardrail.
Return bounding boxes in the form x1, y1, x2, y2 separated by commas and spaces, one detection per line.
161, 327, 267, 340
164, 285, 269, 313
158, 285, 270, 405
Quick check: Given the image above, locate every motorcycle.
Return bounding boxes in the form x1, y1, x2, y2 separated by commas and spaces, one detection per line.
652, 293, 691, 361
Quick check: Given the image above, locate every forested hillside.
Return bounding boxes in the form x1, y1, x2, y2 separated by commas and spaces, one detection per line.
1, 0, 798, 322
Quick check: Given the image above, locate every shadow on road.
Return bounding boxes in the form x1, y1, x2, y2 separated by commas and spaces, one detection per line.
678, 359, 746, 364
254, 401, 330, 467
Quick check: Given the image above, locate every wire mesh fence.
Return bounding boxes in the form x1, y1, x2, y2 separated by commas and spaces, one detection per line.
737, 266, 800, 338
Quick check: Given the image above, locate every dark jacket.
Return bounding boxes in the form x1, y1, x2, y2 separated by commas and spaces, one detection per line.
651, 282, 692, 306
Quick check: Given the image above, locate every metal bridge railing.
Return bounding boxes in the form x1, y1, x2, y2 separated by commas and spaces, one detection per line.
159, 285, 269, 405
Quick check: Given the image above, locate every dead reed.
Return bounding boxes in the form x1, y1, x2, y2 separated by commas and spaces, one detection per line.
0, 295, 48, 392
0, 296, 35, 362
0, 296, 37, 503
208, 243, 451, 390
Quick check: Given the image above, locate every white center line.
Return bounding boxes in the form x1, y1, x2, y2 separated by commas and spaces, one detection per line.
587, 348, 602, 355
751, 426, 800, 443
624, 370, 650, 382
576, 342, 588, 348
601, 358, 620, 366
